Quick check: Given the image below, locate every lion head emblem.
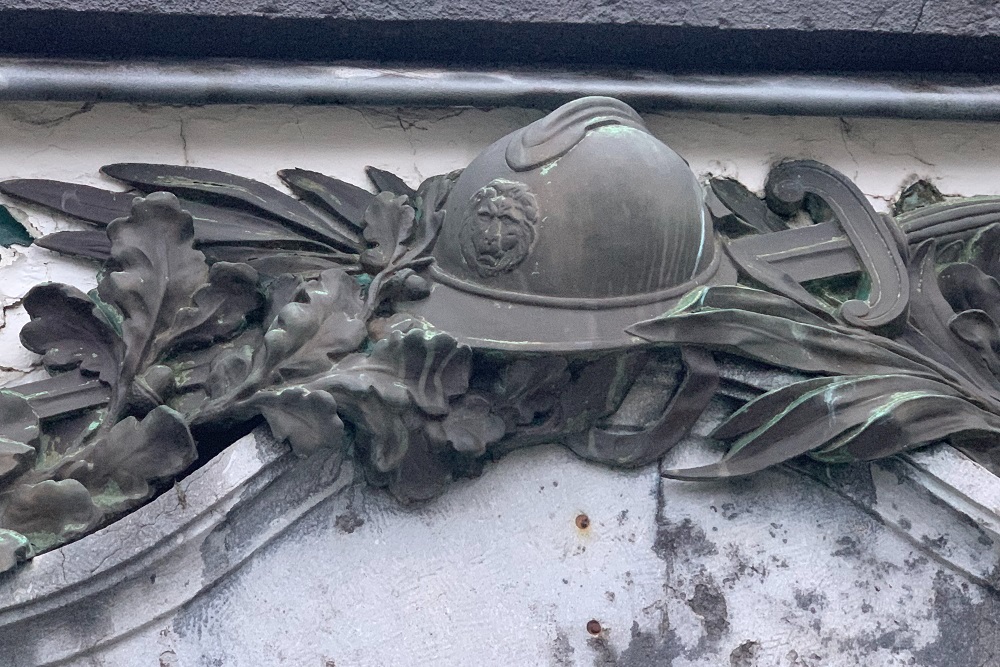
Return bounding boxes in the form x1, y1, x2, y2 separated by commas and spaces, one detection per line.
459, 179, 540, 278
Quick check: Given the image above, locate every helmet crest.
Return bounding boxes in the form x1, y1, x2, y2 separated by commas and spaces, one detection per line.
399, 96, 736, 351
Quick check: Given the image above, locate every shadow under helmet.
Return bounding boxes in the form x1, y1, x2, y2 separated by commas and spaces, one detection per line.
400, 96, 735, 351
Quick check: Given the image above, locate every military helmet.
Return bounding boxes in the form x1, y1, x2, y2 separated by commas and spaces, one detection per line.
400, 96, 735, 351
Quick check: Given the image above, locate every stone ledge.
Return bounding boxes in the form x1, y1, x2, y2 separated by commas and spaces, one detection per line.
1, 430, 998, 665
2, 3, 1000, 72
0, 427, 351, 664
0, 0, 993, 36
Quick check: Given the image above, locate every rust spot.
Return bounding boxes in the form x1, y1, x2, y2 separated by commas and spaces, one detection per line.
576, 513, 590, 530
586, 619, 602, 635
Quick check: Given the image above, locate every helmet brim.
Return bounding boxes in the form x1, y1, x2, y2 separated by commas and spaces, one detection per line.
396, 241, 738, 352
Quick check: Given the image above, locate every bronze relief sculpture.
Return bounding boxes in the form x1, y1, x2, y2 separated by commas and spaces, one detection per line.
458, 179, 539, 278
0, 95, 999, 573
403, 97, 733, 352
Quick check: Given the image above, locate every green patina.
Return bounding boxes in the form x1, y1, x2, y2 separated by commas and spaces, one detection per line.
89, 289, 124, 335
803, 274, 863, 308
0, 529, 33, 566
0, 206, 32, 248
24, 524, 90, 553
91, 479, 128, 509
893, 180, 945, 216
667, 286, 711, 317
171, 365, 194, 388
592, 124, 640, 138
36, 435, 63, 469
158, 176, 270, 206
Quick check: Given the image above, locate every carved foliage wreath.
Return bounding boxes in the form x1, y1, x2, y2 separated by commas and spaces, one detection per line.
0, 161, 999, 571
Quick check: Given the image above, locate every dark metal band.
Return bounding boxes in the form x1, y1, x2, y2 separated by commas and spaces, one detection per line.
428, 237, 724, 310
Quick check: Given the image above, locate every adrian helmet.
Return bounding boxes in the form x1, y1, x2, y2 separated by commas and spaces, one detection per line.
399, 96, 736, 351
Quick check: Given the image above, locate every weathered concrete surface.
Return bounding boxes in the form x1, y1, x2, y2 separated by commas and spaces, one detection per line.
0, 433, 668, 666
0, 427, 352, 665
653, 435, 1000, 667
0, 0, 989, 36
1, 426, 999, 666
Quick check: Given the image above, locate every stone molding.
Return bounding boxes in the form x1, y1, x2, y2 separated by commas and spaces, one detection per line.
2, 1, 1000, 72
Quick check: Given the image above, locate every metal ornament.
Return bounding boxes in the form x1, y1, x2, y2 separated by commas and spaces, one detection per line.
0, 96, 999, 572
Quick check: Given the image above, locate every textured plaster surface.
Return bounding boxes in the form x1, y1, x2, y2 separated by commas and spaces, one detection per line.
0, 0, 992, 37
3, 102, 1000, 665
